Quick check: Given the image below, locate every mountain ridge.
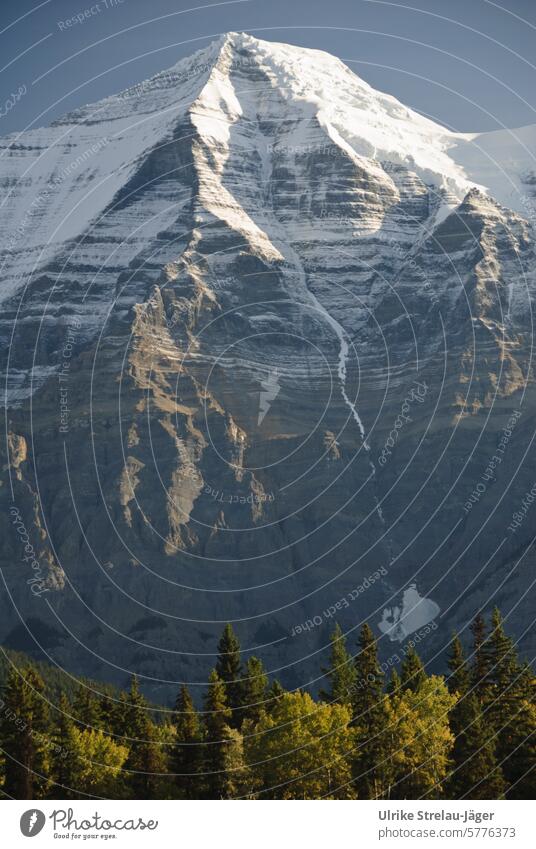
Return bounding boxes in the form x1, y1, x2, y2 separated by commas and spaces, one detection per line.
1, 33, 535, 697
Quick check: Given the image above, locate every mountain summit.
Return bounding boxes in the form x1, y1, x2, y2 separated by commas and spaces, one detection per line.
1, 34, 535, 694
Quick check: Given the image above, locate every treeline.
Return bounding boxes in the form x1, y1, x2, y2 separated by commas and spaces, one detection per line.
0, 609, 534, 799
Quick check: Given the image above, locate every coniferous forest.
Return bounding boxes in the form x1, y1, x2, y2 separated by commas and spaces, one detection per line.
0, 609, 534, 800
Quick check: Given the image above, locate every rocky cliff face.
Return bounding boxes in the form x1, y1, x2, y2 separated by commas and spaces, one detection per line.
1, 33, 535, 699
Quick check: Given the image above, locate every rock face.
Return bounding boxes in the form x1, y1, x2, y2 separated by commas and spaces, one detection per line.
1, 33, 536, 699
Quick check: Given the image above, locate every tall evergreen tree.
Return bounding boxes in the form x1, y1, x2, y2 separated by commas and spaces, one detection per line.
447, 634, 470, 695
266, 679, 285, 713
117, 676, 167, 798
203, 669, 233, 798
171, 685, 202, 799
400, 647, 426, 693
352, 624, 390, 799
447, 636, 505, 799
386, 667, 401, 696
51, 693, 76, 797
320, 623, 357, 706
216, 624, 243, 726
240, 657, 269, 725
448, 690, 506, 799
485, 609, 536, 795
470, 612, 490, 699
0, 666, 50, 799
72, 685, 103, 730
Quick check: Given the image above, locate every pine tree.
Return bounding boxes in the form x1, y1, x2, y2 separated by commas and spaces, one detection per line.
117, 676, 167, 798
171, 685, 202, 799
352, 624, 391, 799
240, 657, 268, 725
50, 693, 76, 797
470, 612, 490, 699
0, 666, 50, 799
266, 679, 285, 713
485, 609, 536, 795
320, 623, 357, 706
400, 647, 426, 692
447, 634, 470, 695
216, 624, 243, 726
448, 690, 506, 799
386, 668, 401, 696
72, 685, 103, 730
202, 669, 233, 798
447, 636, 505, 799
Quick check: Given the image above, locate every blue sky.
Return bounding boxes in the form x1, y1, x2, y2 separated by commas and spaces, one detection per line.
0, 0, 535, 134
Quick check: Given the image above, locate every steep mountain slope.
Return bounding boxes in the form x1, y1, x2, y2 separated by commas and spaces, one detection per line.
1, 33, 535, 698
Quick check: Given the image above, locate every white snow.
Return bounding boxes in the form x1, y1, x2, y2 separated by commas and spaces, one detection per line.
1, 30, 535, 313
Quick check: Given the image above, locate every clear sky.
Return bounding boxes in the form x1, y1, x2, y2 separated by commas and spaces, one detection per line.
0, 0, 535, 135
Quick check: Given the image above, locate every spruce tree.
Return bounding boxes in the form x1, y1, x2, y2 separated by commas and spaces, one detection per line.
51, 693, 76, 797
320, 623, 357, 706
266, 679, 285, 713
215, 624, 243, 726
448, 690, 506, 799
118, 676, 167, 798
470, 612, 490, 699
0, 666, 50, 799
400, 647, 426, 693
352, 624, 390, 799
72, 685, 103, 730
447, 634, 470, 695
386, 667, 401, 696
240, 656, 269, 725
485, 609, 536, 794
203, 669, 233, 798
447, 636, 505, 799
171, 685, 202, 799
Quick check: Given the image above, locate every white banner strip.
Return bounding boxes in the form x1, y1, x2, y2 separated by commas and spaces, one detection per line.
2, 800, 534, 848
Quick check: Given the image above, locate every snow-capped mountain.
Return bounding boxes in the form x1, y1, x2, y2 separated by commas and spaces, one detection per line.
1, 33, 535, 694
